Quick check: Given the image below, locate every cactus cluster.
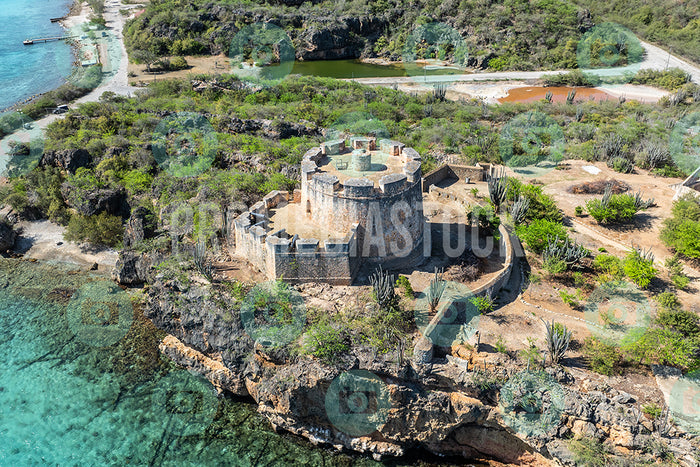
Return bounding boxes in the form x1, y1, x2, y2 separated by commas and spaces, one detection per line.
427, 268, 447, 314
632, 244, 655, 263
543, 319, 571, 365
487, 167, 509, 210
566, 89, 576, 105
509, 194, 530, 224
632, 191, 655, 209
600, 134, 625, 160
608, 156, 634, 174
194, 240, 214, 282
431, 84, 447, 102
370, 266, 397, 311
542, 235, 588, 267
641, 141, 670, 169
544, 90, 553, 103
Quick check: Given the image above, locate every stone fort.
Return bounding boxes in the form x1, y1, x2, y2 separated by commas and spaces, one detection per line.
233, 135, 488, 284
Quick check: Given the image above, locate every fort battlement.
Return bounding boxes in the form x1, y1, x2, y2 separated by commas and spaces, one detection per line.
233, 136, 427, 283
233, 191, 360, 284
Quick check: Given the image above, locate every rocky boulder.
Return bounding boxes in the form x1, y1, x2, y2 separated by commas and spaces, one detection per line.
123, 206, 156, 248
61, 184, 128, 217
145, 278, 254, 395
0, 220, 17, 252
112, 250, 164, 286
40, 149, 91, 173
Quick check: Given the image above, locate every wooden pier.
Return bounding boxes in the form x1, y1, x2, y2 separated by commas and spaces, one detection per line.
50, 16, 66, 23
23, 36, 72, 45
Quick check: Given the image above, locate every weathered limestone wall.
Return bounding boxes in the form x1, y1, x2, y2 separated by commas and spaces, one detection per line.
421, 163, 490, 192
302, 144, 425, 269
270, 226, 360, 285
233, 192, 360, 284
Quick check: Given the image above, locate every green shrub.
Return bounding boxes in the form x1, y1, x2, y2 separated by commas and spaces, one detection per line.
642, 402, 662, 419
568, 436, 614, 467
122, 169, 153, 196
169, 56, 189, 70
515, 219, 568, 254
519, 338, 542, 366
586, 193, 641, 224
506, 179, 562, 222
654, 291, 682, 312
64, 211, 124, 247
541, 70, 597, 87
470, 294, 494, 313
593, 254, 624, 279
661, 195, 700, 259
543, 256, 567, 275
583, 336, 623, 375
395, 275, 414, 299
622, 328, 698, 369
656, 309, 700, 337
671, 274, 690, 290
631, 68, 690, 91
622, 249, 657, 289
494, 335, 507, 353
574, 205, 583, 216
303, 322, 349, 364
559, 289, 583, 309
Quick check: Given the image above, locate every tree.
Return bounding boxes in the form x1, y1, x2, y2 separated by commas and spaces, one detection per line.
132, 49, 157, 73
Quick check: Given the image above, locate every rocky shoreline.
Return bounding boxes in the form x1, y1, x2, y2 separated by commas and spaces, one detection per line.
135, 261, 700, 466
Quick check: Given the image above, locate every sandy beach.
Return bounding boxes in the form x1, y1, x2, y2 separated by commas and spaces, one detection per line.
14, 220, 118, 268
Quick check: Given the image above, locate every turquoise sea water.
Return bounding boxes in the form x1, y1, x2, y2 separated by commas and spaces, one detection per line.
0, 260, 474, 466
0, 0, 74, 110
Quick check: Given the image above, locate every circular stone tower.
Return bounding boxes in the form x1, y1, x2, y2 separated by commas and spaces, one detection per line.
300, 136, 425, 269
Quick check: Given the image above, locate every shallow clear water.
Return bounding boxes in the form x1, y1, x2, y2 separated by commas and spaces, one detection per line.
0, 260, 476, 466
0, 0, 74, 110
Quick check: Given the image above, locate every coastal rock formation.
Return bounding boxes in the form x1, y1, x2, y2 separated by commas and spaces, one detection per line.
60, 184, 128, 217
112, 250, 164, 286
40, 148, 91, 173
0, 219, 17, 252
123, 206, 156, 248
144, 278, 700, 465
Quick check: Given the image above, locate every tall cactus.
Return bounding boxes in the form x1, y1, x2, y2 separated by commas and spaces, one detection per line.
488, 167, 509, 211
427, 268, 447, 314
544, 90, 553, 103
543, 235, 589, 267
194, 240, 214, 282
510, 194, 530, 224
370, 266, 397, 311
543, 319, 571, 365
566, 89, 576, 105
632, 191, 655, 209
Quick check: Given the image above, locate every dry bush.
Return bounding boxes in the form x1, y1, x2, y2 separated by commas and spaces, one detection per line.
445, 250, 482, 283
569, 179, 630, 195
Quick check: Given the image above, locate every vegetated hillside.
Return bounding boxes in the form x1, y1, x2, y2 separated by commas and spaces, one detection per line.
124, 0, 588, 71
2, 74, 699, 248
572, 0, 700, 65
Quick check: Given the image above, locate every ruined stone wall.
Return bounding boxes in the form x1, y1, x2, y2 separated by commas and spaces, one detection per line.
421, 164, 489, 192
233, 191, 359, 284
270, 226, 360, 285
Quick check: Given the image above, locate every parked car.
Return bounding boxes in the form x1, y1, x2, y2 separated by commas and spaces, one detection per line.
53, 105, 69, 114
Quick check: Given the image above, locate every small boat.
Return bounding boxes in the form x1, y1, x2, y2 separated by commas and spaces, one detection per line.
23, 39, 33, 45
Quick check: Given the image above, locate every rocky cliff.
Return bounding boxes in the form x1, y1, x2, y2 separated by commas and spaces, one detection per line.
141, 275, 700, 466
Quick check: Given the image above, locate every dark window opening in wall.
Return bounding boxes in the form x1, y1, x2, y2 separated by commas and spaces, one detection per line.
306, 200, 311, 213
